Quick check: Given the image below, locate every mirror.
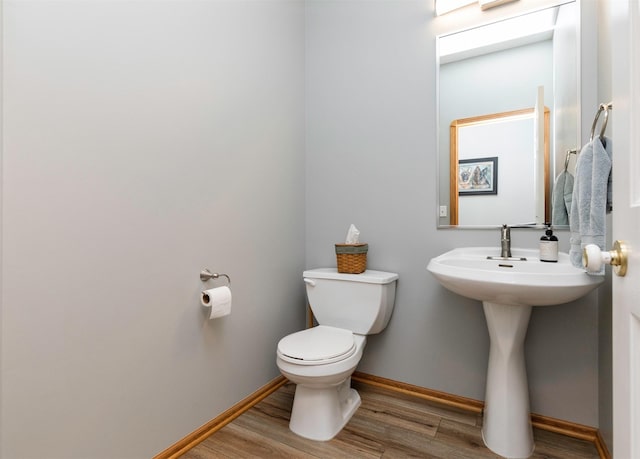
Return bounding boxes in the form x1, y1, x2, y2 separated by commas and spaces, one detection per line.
437, 2, 579, 228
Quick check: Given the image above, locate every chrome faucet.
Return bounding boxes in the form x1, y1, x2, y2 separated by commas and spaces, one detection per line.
500, 224, 512, 258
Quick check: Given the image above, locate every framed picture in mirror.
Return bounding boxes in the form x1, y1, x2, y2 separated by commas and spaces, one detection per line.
458, 157, 498, 195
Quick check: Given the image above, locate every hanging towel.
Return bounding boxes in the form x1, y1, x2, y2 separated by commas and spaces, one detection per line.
551, 170, 574, 226
569, 137, 612, 273
604, 137, 613, 212
569, 141, 592, 268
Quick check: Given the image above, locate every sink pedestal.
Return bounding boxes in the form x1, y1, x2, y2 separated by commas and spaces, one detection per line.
482, 301, 534, 458
427, 247, 605, 458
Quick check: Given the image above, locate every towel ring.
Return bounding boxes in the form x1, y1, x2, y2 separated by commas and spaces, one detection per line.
564, 148, 578, 171
590, 102, 613, 142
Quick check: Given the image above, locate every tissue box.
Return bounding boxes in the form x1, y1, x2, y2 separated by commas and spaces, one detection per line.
335, 243, 368, 274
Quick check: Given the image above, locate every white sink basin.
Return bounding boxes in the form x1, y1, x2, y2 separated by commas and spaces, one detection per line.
427, 246, 604, 458
427, 247, 603, 306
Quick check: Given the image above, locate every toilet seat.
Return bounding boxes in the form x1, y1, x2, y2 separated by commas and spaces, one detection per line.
277, 325, 356, 365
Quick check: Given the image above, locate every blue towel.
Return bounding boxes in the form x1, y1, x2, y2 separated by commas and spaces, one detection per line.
552, 170, 574, 226
605, 137, 613, 212
569, 137, 612, 273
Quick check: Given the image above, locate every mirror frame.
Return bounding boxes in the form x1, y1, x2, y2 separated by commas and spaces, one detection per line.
449, 107, 550, 225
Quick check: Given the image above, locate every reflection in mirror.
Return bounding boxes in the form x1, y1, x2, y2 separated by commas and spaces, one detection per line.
437, 2, 579, 228
449, 107, 550, 225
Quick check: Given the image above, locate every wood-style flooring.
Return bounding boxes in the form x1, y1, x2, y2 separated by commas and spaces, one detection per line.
181, 381, 600, 458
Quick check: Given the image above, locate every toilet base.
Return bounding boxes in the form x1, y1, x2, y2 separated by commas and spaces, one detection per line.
289, 377, 361, 441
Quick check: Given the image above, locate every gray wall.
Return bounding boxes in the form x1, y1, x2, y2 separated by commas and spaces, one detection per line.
0, 1, 305, 457
306, 0, 602, 427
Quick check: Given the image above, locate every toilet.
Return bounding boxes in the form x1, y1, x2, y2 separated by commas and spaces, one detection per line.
276, 268, 398, 441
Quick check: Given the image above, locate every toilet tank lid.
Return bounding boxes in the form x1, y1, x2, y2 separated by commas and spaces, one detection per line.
303, 268, 398, 284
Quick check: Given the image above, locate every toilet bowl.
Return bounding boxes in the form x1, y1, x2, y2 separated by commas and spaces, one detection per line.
275, 268, 398, 441
276, 326, 366, 441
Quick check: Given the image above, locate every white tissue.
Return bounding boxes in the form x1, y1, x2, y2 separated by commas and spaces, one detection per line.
200, 286, 232, 319
345, 224, 360, 244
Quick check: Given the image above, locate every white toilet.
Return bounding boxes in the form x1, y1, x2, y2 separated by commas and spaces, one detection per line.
276, 268, 398, 441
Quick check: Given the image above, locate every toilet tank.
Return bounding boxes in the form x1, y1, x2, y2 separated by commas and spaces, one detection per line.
303, 268, 398, 335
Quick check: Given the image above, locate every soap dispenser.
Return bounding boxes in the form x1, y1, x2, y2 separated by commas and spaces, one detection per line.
539, 224, 558, 262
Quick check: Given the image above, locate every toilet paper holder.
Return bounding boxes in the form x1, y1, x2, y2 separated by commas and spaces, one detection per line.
200, 268, 231, 285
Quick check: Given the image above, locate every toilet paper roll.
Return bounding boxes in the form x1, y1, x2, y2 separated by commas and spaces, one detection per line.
200, 286, 232, 319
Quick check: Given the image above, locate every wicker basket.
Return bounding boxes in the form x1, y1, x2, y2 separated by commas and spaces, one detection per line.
335, 243, 368, 274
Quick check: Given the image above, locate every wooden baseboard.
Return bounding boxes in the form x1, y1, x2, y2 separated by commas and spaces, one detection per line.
352, 371, 484, 413
353, 371, 610, 459
594, 429, 612, 459
530, 412, 598, 442
596, 430, 613, 459
155, 371, 610, 459
528, 414, 610, 458
153, 375, 287, 459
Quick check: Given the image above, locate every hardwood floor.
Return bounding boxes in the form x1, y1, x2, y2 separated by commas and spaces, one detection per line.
181, 381, 600, 458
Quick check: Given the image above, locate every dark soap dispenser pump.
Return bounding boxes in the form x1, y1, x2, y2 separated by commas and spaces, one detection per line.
539, 223, 558, 262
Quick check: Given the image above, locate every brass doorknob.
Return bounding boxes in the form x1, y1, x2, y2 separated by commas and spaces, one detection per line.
583, 240, 629, 277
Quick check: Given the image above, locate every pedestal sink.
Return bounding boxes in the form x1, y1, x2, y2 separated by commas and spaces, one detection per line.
427, 247, 603, 458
